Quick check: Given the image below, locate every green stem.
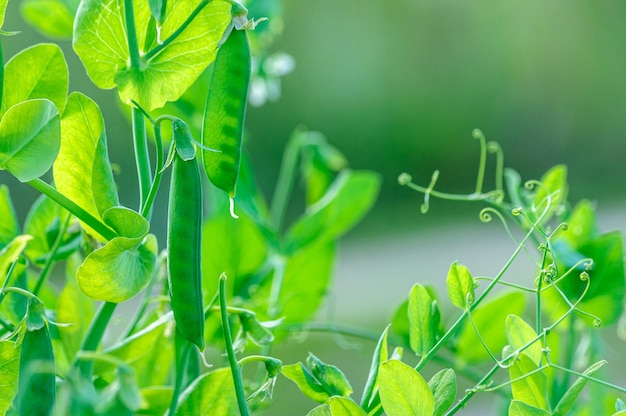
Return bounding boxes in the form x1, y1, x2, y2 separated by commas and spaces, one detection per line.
550, 362, 626, 394
219, 275, 250, 416
269, 130, 302, 232
131, 107, 152, 211
141, 122, 165, 218
27, 179, 116, 241
446, 363, 500, 415
473, 129, 487, 194
123, 0, 141, 67
75, 301, 118, 378
144, 0, 211, 61
168, 337, 193, 416
33, 214, 71, 296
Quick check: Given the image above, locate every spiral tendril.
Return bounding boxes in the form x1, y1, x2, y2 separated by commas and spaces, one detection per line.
397, 172, 412, 186
420, 170, 439, 214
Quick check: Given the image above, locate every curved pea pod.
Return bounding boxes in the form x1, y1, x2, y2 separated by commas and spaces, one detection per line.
18, 317, 55, 415
167, 153, 205, 351
202, 28, 252, 198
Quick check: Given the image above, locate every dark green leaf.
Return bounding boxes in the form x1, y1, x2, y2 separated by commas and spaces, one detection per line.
408, 283, 439, 356
379, 359, 434, 416
446, 261, 474, 309
428, 368, 456, 416
553, 360, 606, 416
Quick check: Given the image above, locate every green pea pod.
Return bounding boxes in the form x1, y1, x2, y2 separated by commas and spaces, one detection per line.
18, 324, 56, 416
202, 28, 252, 198
167, 153, 205, 351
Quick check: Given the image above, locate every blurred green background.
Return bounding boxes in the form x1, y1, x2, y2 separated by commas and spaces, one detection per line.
3, 1, 626, 414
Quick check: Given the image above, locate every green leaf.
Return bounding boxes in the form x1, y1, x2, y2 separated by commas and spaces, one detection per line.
455, 291, 525, 363
509, 353, 549, 410
1, 43, 68, 115
306, 404, 331, 416
408, 283, 440, 356
446, 261, 474, 309
0, 185, 19, 247
0, 99, 60, 182
0, 235, 31, 287
427, 369, 456, 416
328, 397, 367, 416
285, 170, 381, 252
148, 0, 167, 24
0, 341, 20, 415
391, 299, 411, 349
505, 314, 542, 366
77, 207, 157, 302
281, 362, 330, 404
379, 359, 434, 416
73, 0, 232, 110
175, 368, 237, 415
509, 400, 552, 416
0, 0, 7, 27
53, 92, 119, 240
533, 164, 567, 221
138, 386, 173, 415
360, 326, 389, 411
300, 132, 348, 206
306, 353, 353, 398
553, 360, 606, 416
558, 199, 597, 248
21, 0, 78, 39
238, 311, 274, 346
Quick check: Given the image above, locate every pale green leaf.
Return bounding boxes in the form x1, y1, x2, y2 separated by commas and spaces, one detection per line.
446, 261, 474, 309
307, 353, 353, 398
282, 363, 331, 404
285, 170, 381, 253
328, 397, 367, 416
534, 164, 567, 217
379, 360, 434, 416
0, 185, 19, 246
74, 0, 231, 110
1, 43, 68, 114
175, 368, 236, 415
0, 0, 7, 27
558, 199, 597, 248
0, 99, 60, 182
306, 404, 331, 416
138, 386, 173, 415
427, 369, 456, 416
53, 92, 118, 240
0, 235, 31, 287
408, 283, 439, 356
509, 400, 551, 416
360, 326, 389, 411
391, 299, 411, 348
505, 314, 542, 366
455, 291, 525, 363
21, 0, 79, 39
509, 353, 549, 410
553, 360, 606, 416
77, 233, 157, 303
0, 341, 20, 415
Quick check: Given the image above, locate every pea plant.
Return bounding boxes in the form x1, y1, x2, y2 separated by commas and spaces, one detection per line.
0, 1, 625, 416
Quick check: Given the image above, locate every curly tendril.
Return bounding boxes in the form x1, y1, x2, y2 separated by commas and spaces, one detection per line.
487, 141, 504, 197
397, 172, 412, 186
542, 258, 593, 288
473, 128, 487, 194
421, 170, 439, 213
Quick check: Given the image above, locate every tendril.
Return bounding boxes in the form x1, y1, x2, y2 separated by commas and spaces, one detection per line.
473, 128, 487, 195
421, 170, 439, 214
487, 141, 504, 198
547, 267, 602, 329
542, 258, 594, 288
479, 207, 522, 249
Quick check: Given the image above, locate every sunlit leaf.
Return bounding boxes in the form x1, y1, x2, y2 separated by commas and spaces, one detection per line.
0, 99, 60, 182
306, 353, 353, 398
509, 353, 549, 410
428, 368, 456, 416
53, 92, 118, 240
455, 291, 525, 363
174, 368, 236, 415
21, 0, 79, 39
505, 314, 542, 366
306, 404, 331, 416
0, 341, 20, 415
558, 199, 597, 248
379, 359, 434, 416
285, 170, 381, 253
533, 164, 567, 222
282, 362, 331, 404
0, 235, 31, 287
0, 185, 19, 247
391, 299, 411, 349
408, 283, 439, 356
328, 397, 367, 416
138, 386, 173, 415
553, 360, 606, 416
1, 43, 68, 115
509, 400, 551, 416
446, 261, 474, 310
360, 326, 389, 411
73, 0, 231, 110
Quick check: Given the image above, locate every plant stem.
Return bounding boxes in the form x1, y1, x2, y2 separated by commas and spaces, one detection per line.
446, 363, 500, 415
141, 122, 165, 218
33, 214, 71, 296
123, 0, 141, 67
219, 274, 250, 416
168, 337, 193, 416
269, 130, 302, 232
75, 301, 117, 378
131, 107, 152, 211
27, 179, 116, 241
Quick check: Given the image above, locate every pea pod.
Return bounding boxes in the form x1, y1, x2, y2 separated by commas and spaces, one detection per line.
167, 148, 205, 351
202, 27, 252, 198
18, 299, 55, 416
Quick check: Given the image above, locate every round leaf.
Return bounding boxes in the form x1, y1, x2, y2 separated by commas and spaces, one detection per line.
379, 360, 434, 416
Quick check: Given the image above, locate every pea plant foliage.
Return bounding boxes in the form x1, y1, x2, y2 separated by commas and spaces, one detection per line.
0, 0, 625, 415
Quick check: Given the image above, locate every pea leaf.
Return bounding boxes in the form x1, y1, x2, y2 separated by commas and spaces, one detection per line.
509, 353, 549, 410
328, 397, 367, 416
558, 199, 597, 248
300, 131, 348, 206
285, 170, 381, 253
73, 0, 231, 110
533, 164, 568, 222
509, 400, 552, 416
138, 386, 173, 415
21, 0, 79, 39
281, 362, 330, 404
505, 314, 542, 366
0, 341, 20, 416
0, 185, 19, 247
360, 326, 389, 411
391, 299, 411, 349
408, 283, 440, 356
306, 353, 353, 398
174, 368, 236, 415
1, 43, 68, 115
428, 369, 456, 416
77, 207, 157, 302
0, 235, 31, 288
307, 404, 331, 416
0, 0, 7, 27
447, 261, 474, 309
0, 99, 60, 182
53, 92, 119, 240
379, 359, 434, 416
553, 360, 606, 416
455, 291, 525, 363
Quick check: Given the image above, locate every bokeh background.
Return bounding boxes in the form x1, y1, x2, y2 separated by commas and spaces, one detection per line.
3, 0, 626, 414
